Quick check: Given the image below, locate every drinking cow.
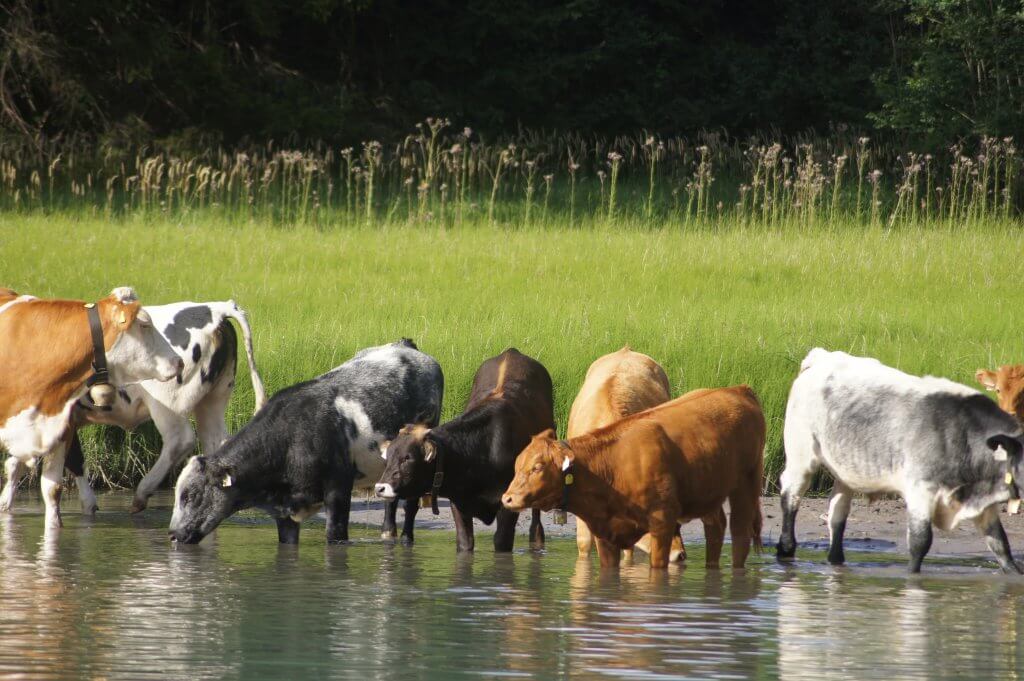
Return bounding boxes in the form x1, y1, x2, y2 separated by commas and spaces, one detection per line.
169, 339, 443, 544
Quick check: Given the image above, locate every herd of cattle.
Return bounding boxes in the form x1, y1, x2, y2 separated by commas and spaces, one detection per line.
3, 287, 1024, 574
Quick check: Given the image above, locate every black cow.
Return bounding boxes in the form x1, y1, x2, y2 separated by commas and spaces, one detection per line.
375, 348, 553, 552
168, 339, 443, 545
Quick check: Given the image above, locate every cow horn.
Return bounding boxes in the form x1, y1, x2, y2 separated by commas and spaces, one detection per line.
89, 383, 116, 408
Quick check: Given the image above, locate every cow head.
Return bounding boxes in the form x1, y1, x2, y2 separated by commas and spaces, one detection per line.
101, 287, 182, 384
977, 366, 1024, 421
374, 424, 440, 500
502, 429, 571, 512
168, 455, 238, 544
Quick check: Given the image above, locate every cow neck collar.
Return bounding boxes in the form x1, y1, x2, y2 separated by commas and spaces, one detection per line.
79, 302, 113, 412
430, 445, 445, 515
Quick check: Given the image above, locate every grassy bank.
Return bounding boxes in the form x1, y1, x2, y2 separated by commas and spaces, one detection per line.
2, 213, 1022, 491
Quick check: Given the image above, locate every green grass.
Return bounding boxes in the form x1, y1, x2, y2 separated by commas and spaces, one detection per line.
2, 211, 1023, 491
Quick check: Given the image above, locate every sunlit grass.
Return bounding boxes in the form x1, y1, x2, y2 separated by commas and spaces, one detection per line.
2, 211, 1022, 490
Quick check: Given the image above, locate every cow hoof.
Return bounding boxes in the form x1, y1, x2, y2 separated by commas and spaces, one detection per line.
326, 538, 350, 546
399, 534, 414, 546
776, 540, 797, 561
129, 498, 148, 514
0, 501, 11, 514
82, 503, 99, 516
380, 530, 398, 540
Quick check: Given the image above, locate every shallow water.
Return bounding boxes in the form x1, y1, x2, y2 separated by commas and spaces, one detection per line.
2, 492, 1023, 680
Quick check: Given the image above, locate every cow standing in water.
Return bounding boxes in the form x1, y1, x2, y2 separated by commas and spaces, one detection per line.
0, 287, 183, 529
567, 347, 687, 562
375, 348, 551, 552
503, 386, 765, 570
779, 349, 1024, 573
169, 339, 442, 544
66, 299, 267, 515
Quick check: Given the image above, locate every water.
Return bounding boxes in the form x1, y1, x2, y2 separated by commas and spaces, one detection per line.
2, 492, 1023, 680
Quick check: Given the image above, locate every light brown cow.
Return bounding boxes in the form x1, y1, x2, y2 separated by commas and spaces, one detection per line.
567, 346, 688, 562
502, 385, 765, 569
0, 287, 182, 529
977, 366, 1024, 421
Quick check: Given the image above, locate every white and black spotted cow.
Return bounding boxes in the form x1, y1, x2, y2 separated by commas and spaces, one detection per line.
67, 300, 267, 515
778, 348, 1024, 573
169, 339, 443, 545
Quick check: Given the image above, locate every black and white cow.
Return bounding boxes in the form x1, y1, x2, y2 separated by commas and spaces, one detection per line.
67, 300, 267, 515
168, 339, 443, 545
777, 348, 1024, 573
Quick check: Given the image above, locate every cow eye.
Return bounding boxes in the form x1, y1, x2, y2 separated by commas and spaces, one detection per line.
180, 491, 189, 505
532, 463, 544, 473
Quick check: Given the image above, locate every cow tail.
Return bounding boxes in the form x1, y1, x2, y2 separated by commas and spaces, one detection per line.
224, 301, 268, 412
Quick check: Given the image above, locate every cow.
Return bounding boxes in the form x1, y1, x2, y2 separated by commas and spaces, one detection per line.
567, 346, 687, 562
66, 300, 268, 515
168, 339, 442, 545
778, 348, 1024, 573
0, 287, 183, 529
977, 365, 1024, 422
374, 348, 551, 553
502, 385, 765, 570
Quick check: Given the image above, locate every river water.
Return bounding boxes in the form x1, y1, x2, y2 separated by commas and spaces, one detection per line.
1, 491, 1022, 680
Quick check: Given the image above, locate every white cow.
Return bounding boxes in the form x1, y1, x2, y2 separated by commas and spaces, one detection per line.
778, 348, 1024, 573
68, 300, 267, 514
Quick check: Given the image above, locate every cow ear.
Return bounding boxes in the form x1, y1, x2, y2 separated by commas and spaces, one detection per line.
195, 456, 207, 472
535, 428, 557, 442
977, 369, 998, 391
987, 435, 1022, 461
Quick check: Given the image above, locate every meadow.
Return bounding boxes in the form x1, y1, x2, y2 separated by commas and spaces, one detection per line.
1, 124, 1022, 491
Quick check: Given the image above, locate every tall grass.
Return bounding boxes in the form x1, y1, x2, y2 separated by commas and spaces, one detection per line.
0, 121, 1019, 228
2, 213, 1022, 492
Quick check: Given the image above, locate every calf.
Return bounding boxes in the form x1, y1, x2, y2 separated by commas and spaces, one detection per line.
169, 339, 442, 544
375, 348, 551, 552
779, 348, 1024, 573
0, 287, 183, 529
66, 300, 268, 515
977, 365, 1024, 422
567, 346, 687, 562
502, 386, 765, 569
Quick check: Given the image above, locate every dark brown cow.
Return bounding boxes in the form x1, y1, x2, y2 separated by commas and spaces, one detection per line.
503, 386, 765, 569
375, 348, 553, 552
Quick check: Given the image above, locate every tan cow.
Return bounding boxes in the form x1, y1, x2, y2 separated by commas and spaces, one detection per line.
0, 287, 182, 529
977, 366, 1024, 421
567, 346, 687, 562
503, 386, 765, 569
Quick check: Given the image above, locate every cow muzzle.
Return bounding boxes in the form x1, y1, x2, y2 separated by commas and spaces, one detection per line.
169, 528, 204, 544
501, 493, 525, 512
375, 483, 397, 500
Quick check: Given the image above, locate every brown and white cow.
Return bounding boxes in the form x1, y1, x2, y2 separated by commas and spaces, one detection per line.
977, 366, 1024, 422
503, 385, 765, 570
567, 346, 687, 562
0, 287, 182, 529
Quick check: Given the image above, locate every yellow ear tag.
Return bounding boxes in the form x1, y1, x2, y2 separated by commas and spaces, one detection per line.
564, 473, 574, 486
118, 311, 128, 325
1005, 472, 1014, 486
83, 302, 95, 309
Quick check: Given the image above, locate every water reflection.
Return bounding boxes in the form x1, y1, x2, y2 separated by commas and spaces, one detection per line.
2, 494, 1024, 680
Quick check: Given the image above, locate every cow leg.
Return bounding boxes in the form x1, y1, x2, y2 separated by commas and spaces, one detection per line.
776, 460, 815, 560
596, 537, 621, 568
0, 456, 27, 512
65, 432, 98, 515
276, 517, 300, 544
450, 502, 475, 552
399, 497, 418, 545
577, 518, 595, 557
193, 391, 230, 455
493, 507, 517, 552
132, 401, 196, 513
703, 507, 728, 569
381, 499, 399, 539
905, 496, 934, 573
528, 508, 544, 549
647, 530, 675, 570
826, 481, 853, 565
974, 507, 1022, 574
41, 446, 67, 530
670, 525, 686, 562
325, 475, 354, 544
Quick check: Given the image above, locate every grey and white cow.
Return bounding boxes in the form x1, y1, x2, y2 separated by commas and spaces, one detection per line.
68, 300, 267, 515
169, 339, 443, 545
777, 348, 1024, 573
